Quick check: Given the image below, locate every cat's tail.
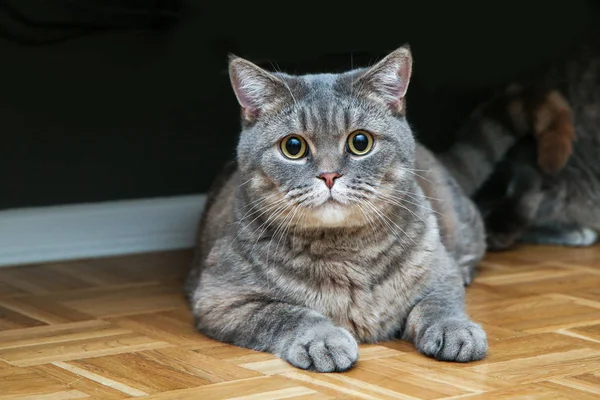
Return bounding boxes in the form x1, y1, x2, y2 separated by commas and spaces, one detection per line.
438, 84, 575, 197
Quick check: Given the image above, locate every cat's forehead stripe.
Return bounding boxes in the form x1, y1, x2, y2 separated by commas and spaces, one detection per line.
296, 102, 349, 137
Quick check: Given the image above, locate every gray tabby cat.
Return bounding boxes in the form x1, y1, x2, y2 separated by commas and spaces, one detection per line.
185, 46, 488, 372
441, 27, 600, 250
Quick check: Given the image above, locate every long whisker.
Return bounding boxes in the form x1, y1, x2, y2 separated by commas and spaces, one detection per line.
375, 192, 426, 224
400, 169, 435, 184
239, 177, 254, 187
363, 181, 442, 203
384, 188, 444, 202
272, 203, 302, 266
401, 167, 434, 172
369, 185, 443, 216
363, 199, 416, 246
237, 193, 281, 223
354, 200, 378, 236
248, 203, 290, 253
266, 203, 298, 266
292, 206, 309, 240
365, 204, 401, 241
395, 197, 443, 217
234, 198, 287, 241
362, 201, 401, 243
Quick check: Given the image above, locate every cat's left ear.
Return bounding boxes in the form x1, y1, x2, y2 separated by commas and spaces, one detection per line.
356, 45, 413, 113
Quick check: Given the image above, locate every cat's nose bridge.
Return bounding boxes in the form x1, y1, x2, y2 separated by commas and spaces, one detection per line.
317, 172, 341, 189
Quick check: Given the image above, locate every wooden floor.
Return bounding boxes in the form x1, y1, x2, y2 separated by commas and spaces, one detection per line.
2, 246, 600, 399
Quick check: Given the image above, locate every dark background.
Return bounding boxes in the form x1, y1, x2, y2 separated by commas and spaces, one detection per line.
1, 0, 598, 210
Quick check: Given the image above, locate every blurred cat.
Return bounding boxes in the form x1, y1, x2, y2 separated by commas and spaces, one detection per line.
442, 28, 599, 250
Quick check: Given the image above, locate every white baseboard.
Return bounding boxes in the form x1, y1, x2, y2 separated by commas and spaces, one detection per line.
0, 194, 206, 267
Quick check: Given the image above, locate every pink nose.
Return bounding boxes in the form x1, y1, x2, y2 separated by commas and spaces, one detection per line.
318, 172, 341, 189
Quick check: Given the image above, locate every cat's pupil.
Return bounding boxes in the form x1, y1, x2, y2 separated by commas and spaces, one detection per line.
286, 137, 302, 156
353, 134, 369, 152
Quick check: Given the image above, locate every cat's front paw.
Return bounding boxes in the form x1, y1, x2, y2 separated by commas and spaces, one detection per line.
284, 324, 358, 372
417, 319, 487, 362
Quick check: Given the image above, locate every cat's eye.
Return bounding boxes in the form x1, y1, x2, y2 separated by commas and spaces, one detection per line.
280, 135, 308, 159
347, 130, 374, 155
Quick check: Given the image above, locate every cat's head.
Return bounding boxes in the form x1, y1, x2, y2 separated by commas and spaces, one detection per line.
229, 46, 417, 229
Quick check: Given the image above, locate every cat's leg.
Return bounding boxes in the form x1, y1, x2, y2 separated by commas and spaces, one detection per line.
402, 270, 487, 362
192, 289, 358, 372
519, 225, 598, 247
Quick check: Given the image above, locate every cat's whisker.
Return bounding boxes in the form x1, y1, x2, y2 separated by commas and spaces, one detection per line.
402, 168, 433, 173
249, 202, 291, 255
239, 177, 254, 187
237, 193, 281, 222
272, 203, 302, 266
375, 192, 426, 224
237, 201, 280, 227
364, 201, 402, 242
365, 181, 442, 202
267, 203, 299, 267
256, 202, 291, 289
287, 193, 313, 205
362, 201, 403, 244
354, 201, 378, 236
396, 197, 443, 217
234, 198, 288, 241
372, 187, 443, 216
368, 199, 418, 246
385, 188, 444, 202
251, 203, 289, 289
292, 206, 309, 239
400, 169, 435, 184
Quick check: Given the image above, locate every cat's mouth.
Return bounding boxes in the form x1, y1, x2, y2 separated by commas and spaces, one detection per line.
324, 195, 344, 205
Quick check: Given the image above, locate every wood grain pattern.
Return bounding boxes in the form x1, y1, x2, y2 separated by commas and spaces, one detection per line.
1, 245, 600, 399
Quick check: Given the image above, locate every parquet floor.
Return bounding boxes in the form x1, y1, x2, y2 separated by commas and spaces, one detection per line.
1, 246, 600, 399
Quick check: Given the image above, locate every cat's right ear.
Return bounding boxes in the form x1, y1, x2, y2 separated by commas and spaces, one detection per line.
228, 56, 290, 122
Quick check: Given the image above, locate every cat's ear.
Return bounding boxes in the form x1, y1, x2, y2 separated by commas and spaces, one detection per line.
356, 45, 412, 113
229, 56, 291, 122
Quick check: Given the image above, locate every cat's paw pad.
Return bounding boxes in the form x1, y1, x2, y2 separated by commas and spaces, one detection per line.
417, 319, 487, 362
285, 324, 358, 372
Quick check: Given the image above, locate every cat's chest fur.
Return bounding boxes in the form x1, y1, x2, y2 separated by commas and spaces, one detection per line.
278, 234, 424, 341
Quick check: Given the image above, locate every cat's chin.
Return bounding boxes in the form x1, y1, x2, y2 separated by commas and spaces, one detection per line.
302, 203, 362, 229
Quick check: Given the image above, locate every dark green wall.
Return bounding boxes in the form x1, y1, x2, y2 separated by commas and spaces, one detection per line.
1, 0, 597, 209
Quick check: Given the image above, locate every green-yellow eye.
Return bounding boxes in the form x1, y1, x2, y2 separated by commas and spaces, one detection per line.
280, 135, 307, 159
347, 130, 374, 155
